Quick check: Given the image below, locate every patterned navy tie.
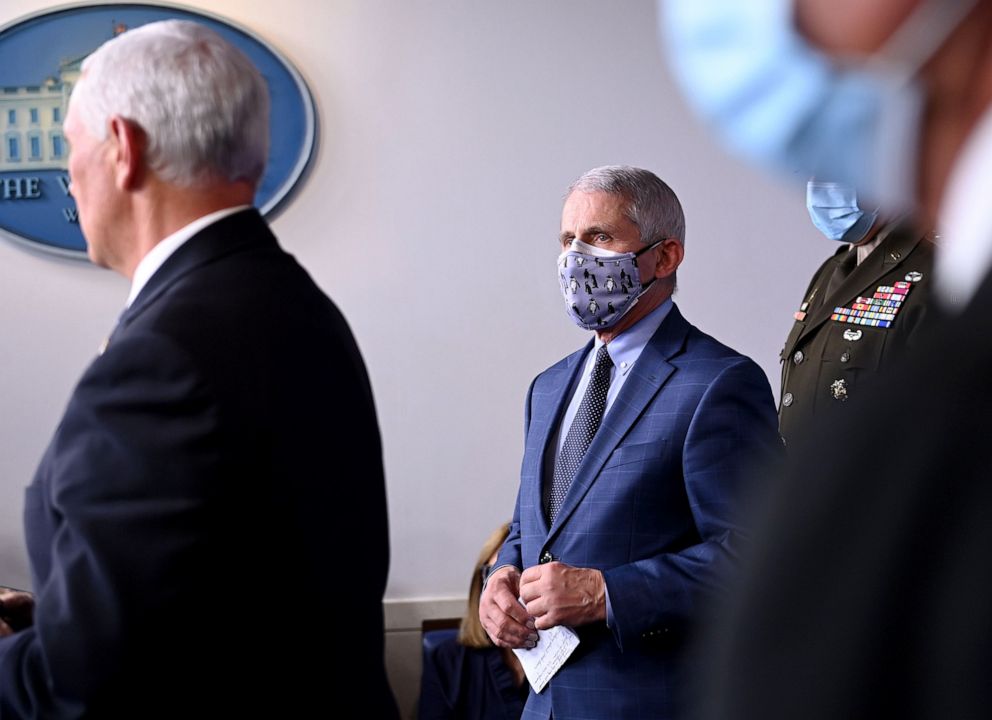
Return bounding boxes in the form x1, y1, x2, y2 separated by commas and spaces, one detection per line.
547, 345, 613, 523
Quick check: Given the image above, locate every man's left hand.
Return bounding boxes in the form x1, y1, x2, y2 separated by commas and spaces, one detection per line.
519, 561, 606, 630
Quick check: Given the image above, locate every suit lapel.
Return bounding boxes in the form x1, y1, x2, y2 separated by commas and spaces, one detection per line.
545, 306, 690, 541
525, 344, 590, 538
790, 225, 923, 350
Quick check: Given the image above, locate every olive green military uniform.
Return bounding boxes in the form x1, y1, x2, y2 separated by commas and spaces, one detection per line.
779, 222, 934, 445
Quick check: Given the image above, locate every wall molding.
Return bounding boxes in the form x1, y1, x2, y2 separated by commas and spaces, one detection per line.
384, 596, 466, 632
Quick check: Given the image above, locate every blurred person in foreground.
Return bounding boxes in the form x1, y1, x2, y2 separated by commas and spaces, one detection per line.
664, 0, 992, 717
0, 20, 397, 718
479, 165, 781, 719
419, 524, 527, 720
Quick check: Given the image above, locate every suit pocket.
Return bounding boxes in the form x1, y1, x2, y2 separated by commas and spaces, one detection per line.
820, 323, 886, 369
816, 324, 886, 402
604, 439, 671, 470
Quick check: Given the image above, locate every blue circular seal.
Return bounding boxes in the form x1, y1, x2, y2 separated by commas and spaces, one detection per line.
0, 3, 316, 258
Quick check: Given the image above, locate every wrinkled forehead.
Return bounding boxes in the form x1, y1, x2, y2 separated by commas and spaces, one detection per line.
562, 190, 630, 219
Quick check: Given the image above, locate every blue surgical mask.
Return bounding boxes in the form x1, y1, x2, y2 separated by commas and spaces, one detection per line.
660, 0, 976, 215
557, 239, 661, 331
806, 181, 878, 243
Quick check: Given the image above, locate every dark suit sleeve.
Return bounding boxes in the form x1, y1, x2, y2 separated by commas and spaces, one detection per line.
418, 639, 456, 720
0, 332, 220, 716
603, 357, 781, 649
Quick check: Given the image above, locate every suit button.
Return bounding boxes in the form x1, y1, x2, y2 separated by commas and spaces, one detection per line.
793, 350, 805, 365
841, 351, 851, 363
539, 550, 554, 564
782, 392, 794, 407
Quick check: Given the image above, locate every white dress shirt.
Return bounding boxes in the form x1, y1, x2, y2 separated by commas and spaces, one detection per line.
126, 205, 252, 307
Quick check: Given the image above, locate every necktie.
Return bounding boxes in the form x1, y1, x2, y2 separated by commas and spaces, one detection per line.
825, 249, 858, 299
547, 345, 614, 523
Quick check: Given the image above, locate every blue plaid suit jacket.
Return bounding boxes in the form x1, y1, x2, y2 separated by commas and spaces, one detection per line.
497, 304, 780, 720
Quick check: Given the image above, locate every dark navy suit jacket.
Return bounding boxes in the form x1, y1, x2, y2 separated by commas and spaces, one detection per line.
419, 631, 527, 720
496, 305, 780, 720
0, 210, 397, 718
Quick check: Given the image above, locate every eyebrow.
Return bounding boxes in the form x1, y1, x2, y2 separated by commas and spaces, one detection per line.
560, 224, 619, 242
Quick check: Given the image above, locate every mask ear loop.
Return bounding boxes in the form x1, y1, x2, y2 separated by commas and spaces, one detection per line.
630, 238, 671, 294
856, 0, 978, 81
831, 0, 976, 217
633, 238, 667, 258
855, 0, 977, 213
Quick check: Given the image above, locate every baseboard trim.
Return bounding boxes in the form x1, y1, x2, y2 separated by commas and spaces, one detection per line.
384, 596, 466, 632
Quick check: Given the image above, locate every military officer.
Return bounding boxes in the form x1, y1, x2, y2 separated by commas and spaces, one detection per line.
779, 181, 935, 445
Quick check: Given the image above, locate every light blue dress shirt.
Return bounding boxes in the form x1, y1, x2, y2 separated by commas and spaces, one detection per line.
555, 297, 674, 453
551, 297, 674, 630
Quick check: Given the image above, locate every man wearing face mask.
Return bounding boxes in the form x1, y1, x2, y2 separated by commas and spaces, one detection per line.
478, 166, 781, 720
778, 180, 934, 445
664, 0, 992, 717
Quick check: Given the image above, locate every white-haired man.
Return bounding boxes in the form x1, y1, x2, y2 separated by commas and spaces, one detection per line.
0, 21, 397, 718
479, 166, 781, 719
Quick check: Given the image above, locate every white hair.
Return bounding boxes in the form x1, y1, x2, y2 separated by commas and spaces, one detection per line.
568, 165, 686, 245
72, 19, 269, 188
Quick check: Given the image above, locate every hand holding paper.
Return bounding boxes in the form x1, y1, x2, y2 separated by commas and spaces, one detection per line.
479, 566, 539, 648
519, 561, 606, 629
512, 624, 580, 693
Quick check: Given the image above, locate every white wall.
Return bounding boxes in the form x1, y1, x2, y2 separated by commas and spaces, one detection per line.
0, 0, 827, 602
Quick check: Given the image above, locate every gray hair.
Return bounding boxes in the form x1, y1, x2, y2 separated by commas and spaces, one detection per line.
568, 165, 685, 245
72, 20, 269, 188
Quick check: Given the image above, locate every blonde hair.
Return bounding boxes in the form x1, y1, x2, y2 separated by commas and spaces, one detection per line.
458, 523, 511, 649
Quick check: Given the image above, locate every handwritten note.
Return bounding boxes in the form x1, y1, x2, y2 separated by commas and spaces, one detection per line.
512, 624, 580, 693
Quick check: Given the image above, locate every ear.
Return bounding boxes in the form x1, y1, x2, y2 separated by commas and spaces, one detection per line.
106, 115, 145, 191
649, 238, 684, 280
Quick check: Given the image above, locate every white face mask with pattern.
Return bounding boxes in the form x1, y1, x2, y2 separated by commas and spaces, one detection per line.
557, 239, 661, 331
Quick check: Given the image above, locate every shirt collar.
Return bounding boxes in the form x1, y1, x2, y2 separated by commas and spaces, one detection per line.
594, 297, 674, 377
853, 234, 883, 266
126, 205, 252, 307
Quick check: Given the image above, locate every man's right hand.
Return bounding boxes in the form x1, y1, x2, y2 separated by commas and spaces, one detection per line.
0, 590, 35, 636
479, 566, 538, 649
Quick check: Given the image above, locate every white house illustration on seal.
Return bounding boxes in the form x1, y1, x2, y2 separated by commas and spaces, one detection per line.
0, 23, 128, 172
0, 57, 76, 172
